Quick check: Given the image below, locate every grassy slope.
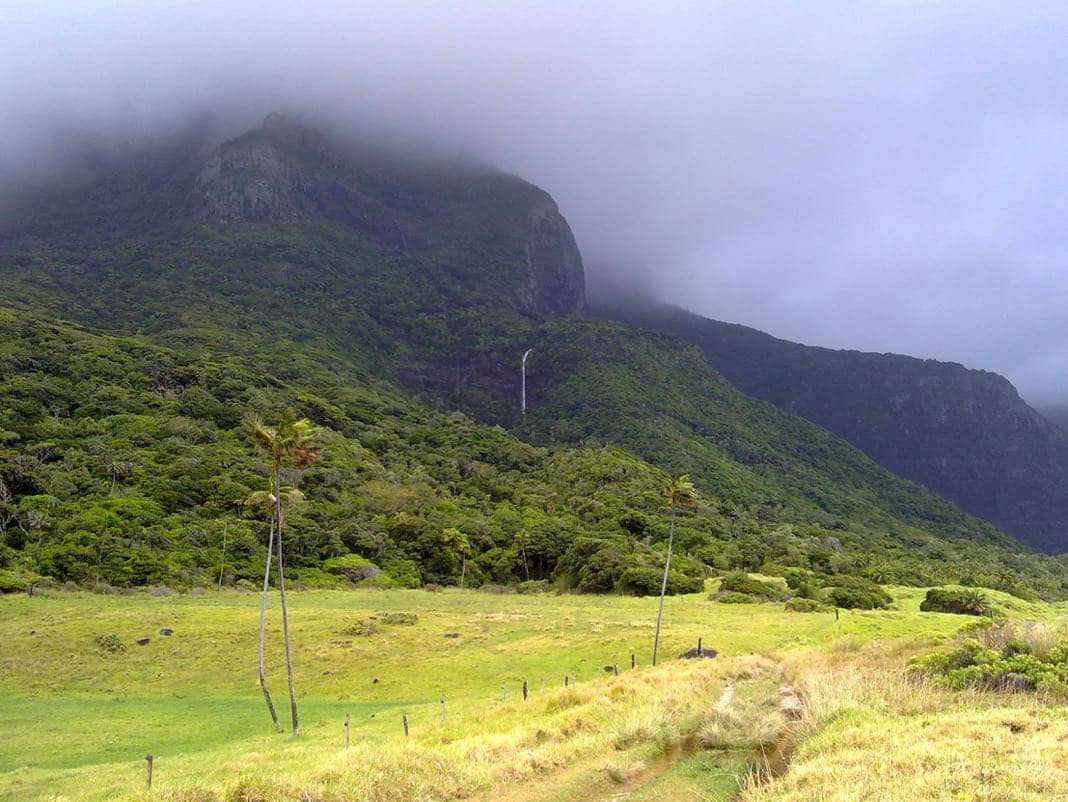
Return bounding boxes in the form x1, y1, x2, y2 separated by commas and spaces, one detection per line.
0, 586, 1065, 801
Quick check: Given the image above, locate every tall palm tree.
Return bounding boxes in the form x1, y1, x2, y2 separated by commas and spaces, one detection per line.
245, 411, 319, 735
652, 474, 699, 666
245, 484, 305, 731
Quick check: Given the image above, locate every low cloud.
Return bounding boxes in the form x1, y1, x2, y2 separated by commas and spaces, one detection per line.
4, 1, 1068, 404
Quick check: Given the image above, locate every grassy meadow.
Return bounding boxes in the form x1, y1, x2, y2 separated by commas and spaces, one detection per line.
0, 584, 1065, 801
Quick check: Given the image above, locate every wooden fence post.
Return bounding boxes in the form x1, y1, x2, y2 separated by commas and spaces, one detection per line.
523, 679, 528, 700
613, 663, 619, 676
145, 754, 154, 789
501, 685, 506, 703
344, 714, 351, 750
631, 653, 636, 669
440, 697, 446, 723
697, 637, 703, 657
565, 674, 569, 687
403, 714, 410, 737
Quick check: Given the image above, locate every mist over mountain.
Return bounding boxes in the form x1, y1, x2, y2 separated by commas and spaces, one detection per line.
5, 2, 1068, 407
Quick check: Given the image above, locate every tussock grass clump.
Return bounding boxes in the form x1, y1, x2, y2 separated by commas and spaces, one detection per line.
377, 611, 418, 625
93, 633, 125, 653
340, 619, 379, 636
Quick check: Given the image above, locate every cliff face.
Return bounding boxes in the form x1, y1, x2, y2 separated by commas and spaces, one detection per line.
521, 203, 586, 316
190, 114, 587, 316
608, 302, 1068, 553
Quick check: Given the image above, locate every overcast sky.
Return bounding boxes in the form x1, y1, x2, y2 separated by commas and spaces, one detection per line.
4, 1, 1068, 406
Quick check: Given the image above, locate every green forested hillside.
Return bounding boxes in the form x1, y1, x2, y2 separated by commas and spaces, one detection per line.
602, 300, 1068, 554
1, 309, 1063, 598
0, 115, 1063, 599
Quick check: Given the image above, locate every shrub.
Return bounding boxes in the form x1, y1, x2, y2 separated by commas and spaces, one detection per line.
94, 633, 126, 653
919, 587, 991, 616
290, 567, 342, 590
908, 624, 1068, 693
620, 566, 703, 597
322, 554, 381, 583
822, 575, 891, 609
716, 591, 757, 604
518, 579, 550, 594
341, 620, 379, 637
718, 571, 783, 600
785, 597, 826, 613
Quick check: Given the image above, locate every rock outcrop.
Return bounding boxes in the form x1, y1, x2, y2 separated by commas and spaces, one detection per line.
522, 202, 586, 315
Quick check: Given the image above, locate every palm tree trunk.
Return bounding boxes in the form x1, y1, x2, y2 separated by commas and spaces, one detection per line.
275, 474, 300, 736
259, 511, 282, 732
651, 508, 677, 667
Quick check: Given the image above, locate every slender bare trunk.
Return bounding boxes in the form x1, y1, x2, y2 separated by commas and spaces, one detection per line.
218, 522, 228, 590
275, 470, 300, 736
651, 508, 677, 667
259, 512, 282, 731
460, 555, 467, 589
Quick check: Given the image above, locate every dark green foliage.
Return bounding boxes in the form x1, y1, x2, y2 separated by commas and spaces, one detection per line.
822, 575, 892, 609
619, 565, 703, 596
920, 587, 991, 616
718, 571, 784, 600
716, 591, 758, 604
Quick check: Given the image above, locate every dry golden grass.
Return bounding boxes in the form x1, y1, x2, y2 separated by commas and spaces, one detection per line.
139, 657, 737, 802
741, 637, 1068, 802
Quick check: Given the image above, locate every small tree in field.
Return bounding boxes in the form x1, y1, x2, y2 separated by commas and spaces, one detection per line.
651, 474, 699, 666
244, 410, 320, 736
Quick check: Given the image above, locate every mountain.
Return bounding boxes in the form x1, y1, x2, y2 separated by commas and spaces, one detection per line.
603, 301, 1068, 554
1039, 406, 1068, 433
0, 114, 1063, 598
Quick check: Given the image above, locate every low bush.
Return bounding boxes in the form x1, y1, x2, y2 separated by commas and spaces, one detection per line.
785, 597, 826, 613
518, 579, 550, 594
341, 620, 379, 637
908, 622, 1068, 693
619, 566, 703, 597
94, 633, 126, 653
718, 571, 784, 600
822, 575, 891, 609
322, 554, 382, 583
716, 591, 758, 604
290, 567, 343, 590
919, 587, 991, 616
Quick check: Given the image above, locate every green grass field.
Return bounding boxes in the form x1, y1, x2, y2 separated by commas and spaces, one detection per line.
0, 584, 1063, 801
